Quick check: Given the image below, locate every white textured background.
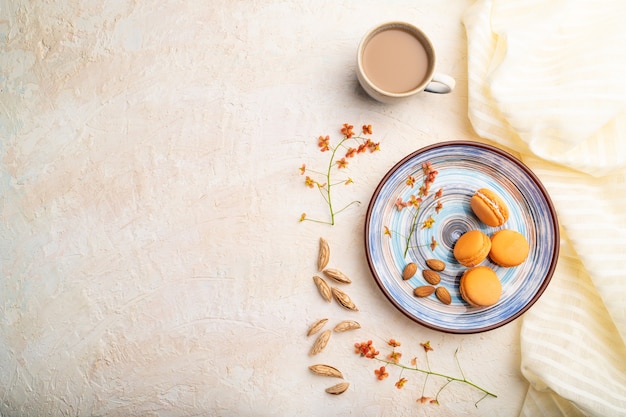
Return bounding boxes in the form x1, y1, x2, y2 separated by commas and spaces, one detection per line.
0, 1, 528, 416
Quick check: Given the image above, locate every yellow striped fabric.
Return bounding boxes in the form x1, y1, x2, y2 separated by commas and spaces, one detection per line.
463, 1, 626, 415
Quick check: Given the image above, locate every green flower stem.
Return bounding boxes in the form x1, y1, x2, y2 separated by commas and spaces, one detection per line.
324, 140, 343, 225
373, 357, 498, 400
301, 129, 377, 225
302, 217, 333, 225
316, 185, 330, 205
334, 200, 361, 215
403, 207, 421, 258
324, 135, 360, 225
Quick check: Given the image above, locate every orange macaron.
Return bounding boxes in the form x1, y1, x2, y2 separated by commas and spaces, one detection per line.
453, 230, 491, 267
459, 266, 502, 307
470, 188, 509, 227
489, 229, 530, 267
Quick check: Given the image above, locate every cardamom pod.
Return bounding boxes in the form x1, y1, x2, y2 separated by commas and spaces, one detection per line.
318, 237, 330, 271
313, 275, 332, 302
325, 382, 349, 395
333, 320, 361, 332
308, 364, 343, 378
331, 287, 358, 311
307, 318, 328, 336
323, 268, 352, 284
310, 329, 331, 355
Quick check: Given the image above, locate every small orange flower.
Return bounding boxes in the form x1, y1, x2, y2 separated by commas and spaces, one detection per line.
395, 198, 407, 211
387, 351, 402, 363
384, 226, 392, 237
406, 175, 416, 187
318, 135, 330, 152
410, 357, 417, 366
430, 237, 439, 251
395, 377, 408, 389
408, 195, 422, 208
430, 399, 440, 405
355, 340, 379, 358
422, 216, 435, 229
420, 341, 433, 352
435, 201, 443, 214
299, 213, 306, 222
341, 123, 354, 138
388, 339, 401, 347
336, 158, 348, 169
299, 123, 382, 225
435, 188, 443, 199
418, 396, 433, 404
374, 366, 389, 380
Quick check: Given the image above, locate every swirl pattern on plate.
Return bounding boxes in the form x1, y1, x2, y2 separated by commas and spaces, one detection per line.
364, 141, 559, 333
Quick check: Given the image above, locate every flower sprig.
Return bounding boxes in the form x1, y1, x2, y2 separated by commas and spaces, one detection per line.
384, 161, 443, 257
355, 338, 497, 406
299, 123, 380, 225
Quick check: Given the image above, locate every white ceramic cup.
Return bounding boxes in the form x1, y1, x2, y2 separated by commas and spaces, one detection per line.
357, 22, 455, 103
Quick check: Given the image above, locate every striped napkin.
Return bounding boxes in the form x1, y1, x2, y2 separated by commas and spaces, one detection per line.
463, 1, 626, 416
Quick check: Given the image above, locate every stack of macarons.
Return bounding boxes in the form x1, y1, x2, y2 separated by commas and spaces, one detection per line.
453, 188, 530, 307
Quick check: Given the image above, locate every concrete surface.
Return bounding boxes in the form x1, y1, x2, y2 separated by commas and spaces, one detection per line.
0, 1, 528, 415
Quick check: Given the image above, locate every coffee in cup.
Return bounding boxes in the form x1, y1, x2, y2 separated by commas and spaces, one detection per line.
357, 22, 455, 103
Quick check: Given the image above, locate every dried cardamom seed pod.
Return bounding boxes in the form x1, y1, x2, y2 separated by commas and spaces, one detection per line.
307, 318, 328, 336
310, 330, 331, 355
323, 268, 352, 284
333, 320, 361, 332
308, 364, 343, 378
313, 275, 332, 302
318, 237, 330, 271
331, 287, 358, 311
325, 382, 349, 395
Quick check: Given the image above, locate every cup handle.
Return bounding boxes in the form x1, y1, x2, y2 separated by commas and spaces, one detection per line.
424, 73, 456, 94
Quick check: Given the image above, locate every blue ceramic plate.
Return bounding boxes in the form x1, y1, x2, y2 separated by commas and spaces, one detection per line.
364, 141, 559, 333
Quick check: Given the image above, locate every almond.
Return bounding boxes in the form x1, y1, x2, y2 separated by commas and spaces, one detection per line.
425, 259, 446, 272
413, 285, 436, 297
435, 287, 452, 305
402, 262, 417, 280
422, 270, 441, 285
